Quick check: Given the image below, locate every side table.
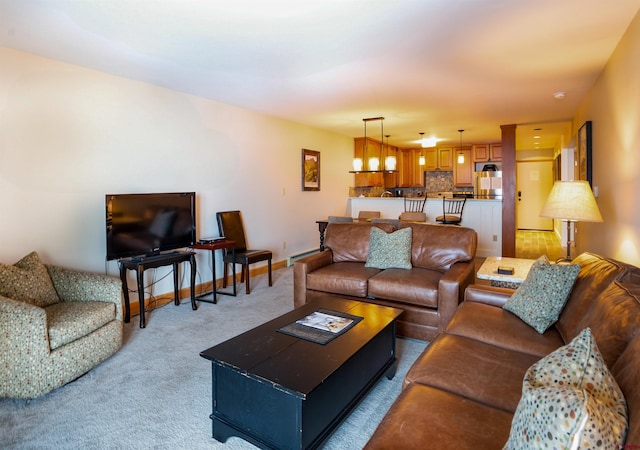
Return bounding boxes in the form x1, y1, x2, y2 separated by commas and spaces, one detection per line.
476, 256, 535, 289
119, 250, 197, 328
191, 240, 237, 303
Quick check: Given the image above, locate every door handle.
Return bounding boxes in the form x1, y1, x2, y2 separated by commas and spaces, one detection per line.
517, 191, 522, 202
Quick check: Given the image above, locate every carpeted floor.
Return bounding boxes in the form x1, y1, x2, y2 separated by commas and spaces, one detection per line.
0, 267, 428, 449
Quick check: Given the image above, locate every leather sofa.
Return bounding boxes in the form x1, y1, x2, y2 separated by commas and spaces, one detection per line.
294, 222, 477, 341
365, 252, 640, 449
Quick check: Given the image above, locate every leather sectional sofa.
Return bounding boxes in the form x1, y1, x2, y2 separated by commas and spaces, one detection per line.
365, 252, 640, 448
294, 221, 477, 341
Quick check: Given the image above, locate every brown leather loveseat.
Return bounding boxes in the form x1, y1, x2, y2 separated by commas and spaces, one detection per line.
294, 222, 478, 341
366, 252, 640, 448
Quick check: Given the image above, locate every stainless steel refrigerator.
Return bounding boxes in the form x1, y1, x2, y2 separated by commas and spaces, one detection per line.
474, 171, 503, 199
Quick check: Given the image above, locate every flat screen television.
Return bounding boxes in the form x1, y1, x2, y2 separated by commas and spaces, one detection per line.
106, 192, 196, 261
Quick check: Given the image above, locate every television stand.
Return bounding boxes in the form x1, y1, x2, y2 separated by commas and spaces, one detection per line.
119, 250, 196, 328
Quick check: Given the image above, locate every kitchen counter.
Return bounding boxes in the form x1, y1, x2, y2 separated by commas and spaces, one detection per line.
347, 196, 502, 257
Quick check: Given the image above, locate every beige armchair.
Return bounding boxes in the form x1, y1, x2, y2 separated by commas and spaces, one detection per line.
0, 252, 123, 398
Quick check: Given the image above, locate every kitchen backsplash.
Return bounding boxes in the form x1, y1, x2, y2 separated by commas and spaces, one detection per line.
350, 171, 475, 197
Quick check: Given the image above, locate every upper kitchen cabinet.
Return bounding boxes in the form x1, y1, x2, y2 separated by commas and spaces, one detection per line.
454, 147, 473, 186
397, 148, 424, 187
424, 147, 453, 171
473, 143, 502, 162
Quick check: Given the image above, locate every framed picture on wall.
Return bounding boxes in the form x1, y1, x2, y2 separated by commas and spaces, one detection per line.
302, 149, 320, 191
577, 121, 592, 186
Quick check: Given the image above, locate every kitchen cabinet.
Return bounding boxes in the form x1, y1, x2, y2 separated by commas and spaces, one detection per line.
424, 147, 453, 171
473, 143, 502, 162
454, 147, 473, 186
490, 144, 502, 160
397, 148, 424, 187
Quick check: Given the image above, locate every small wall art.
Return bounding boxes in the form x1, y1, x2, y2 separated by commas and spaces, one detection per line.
577, 121, 592, 186
302, 149, 320, 191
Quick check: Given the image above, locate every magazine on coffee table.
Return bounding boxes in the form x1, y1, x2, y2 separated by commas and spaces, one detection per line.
277, 308, 364, 345
296, 311, 353, 333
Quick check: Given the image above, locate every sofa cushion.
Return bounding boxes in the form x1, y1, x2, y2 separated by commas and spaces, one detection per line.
325, 222, 396, 263
400, 223, 477, 271
611, 333, 640, 446
556, 252, 630, 344
446, 301, 564, 357
306, 262, 381, 298
364, 383, 514, 450
405, 333, 541, 413
0, 251, 60, 308
505, 328, 628, 449
365, 227, 412, 270
503, 255, 580, 333
45, 301, 117, 350
368, 267, 440, 308
574, 281, 640, 368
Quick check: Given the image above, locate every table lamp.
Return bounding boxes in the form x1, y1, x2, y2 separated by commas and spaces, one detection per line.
540, 180, 603, 262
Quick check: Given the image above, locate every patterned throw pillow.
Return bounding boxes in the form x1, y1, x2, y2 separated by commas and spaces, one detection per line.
504, 328, 628, 449
0, 251, 60, 307
365, 226, 412, 270
503, 255, 580, 333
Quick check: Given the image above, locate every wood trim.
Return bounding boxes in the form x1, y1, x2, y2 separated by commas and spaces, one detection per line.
501, 124, 517, 257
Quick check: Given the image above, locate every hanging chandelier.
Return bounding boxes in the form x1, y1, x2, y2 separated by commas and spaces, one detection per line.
457, 129, 465, 164
350, 117, 398, 173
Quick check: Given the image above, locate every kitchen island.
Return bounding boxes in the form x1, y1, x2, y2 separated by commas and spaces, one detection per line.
346, 196, 502, 257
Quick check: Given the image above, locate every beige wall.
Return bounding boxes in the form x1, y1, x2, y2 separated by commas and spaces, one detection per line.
573, 11, 640, 265
0, 47, 353, 294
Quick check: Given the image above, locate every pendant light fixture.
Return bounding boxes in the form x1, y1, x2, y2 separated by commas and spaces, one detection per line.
349, 117, 397, 173
384, 134, 396, 171
418, 132, 426, 166
457, 129, 465, 164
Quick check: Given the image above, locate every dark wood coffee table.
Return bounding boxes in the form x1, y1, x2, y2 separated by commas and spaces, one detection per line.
199, 295, 403, 449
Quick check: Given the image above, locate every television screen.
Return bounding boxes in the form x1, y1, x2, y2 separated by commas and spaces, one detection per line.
106, 192, 196, 261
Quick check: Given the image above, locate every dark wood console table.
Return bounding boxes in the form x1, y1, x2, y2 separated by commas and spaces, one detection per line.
119, 250, 196, 328
316, 220, 328, 251
191, 240, 237, 303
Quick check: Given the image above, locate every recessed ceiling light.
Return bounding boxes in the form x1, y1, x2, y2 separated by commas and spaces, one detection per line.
534, 135, 541, 139
553, 91, 566, 100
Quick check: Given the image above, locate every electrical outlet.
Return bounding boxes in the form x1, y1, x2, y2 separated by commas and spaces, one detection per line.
282, 187, 286, 196
493, 234, 498, 242
282, 241, 286, 250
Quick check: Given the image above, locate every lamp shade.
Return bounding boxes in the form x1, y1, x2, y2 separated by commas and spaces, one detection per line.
540, 181, 603, 223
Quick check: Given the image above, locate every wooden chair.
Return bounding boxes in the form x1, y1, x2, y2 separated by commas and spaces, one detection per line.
435, 197, 466, 225
216, 211, 272, 294
404, 196, 427, 213
399, 212, 427, 223
358, 211, 381, 221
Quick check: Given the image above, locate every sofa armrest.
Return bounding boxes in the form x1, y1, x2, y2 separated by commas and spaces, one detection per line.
293, 250, 333, 308
464, 284, 516, 307
437, 261, 476, 333
46, 265, 123, 321
0, 295, 50, 360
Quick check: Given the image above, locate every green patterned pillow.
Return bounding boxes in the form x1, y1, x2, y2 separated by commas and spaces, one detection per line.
365, 226, 412, 270
503, 255, 580, 333
504, 328, 628, 449
0, 251, 60, 307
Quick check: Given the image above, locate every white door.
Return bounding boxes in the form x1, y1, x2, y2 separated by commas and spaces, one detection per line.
516, 160, 554, 230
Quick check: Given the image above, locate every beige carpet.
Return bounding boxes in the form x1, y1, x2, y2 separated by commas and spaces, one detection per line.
0, 267, 427, 449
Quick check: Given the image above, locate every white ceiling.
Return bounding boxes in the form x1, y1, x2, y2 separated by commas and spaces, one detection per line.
1, 0, 639, 150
